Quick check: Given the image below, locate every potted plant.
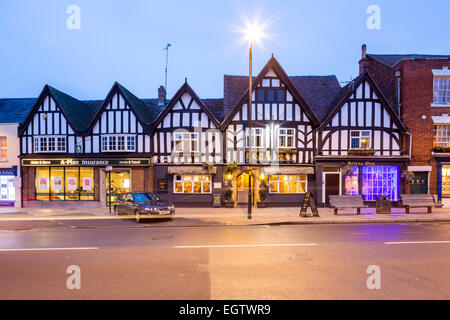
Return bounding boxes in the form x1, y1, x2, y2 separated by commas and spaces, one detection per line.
341, 165, 354, 176
257, 187, 268, 208
226, 161, 238, 174
223, 188, 234, 208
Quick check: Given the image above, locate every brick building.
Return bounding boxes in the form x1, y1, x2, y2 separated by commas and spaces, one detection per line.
359, 45, 450, 204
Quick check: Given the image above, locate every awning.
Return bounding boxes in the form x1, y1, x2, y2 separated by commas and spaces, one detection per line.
168, 166, 216, 175
261, 166, 314, 175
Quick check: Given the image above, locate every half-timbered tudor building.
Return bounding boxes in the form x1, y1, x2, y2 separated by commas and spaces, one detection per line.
316, 71, 408, 205
151, 82, 223, 206
18, 83, 163, 208
220, 56, 341, 206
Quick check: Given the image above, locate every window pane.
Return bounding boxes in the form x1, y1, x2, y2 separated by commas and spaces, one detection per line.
184, 182, 193, 193
174, 182, 183, 193
36, 167, 50, 200
267, 90, 275, 101
80, 167, 94, 200
202, 182, 211, 193
277, 90, 285, 102
193, 182, 202, 193
65, 168, 79, 200
50, 167, 64, 200
257, 90, 264, 102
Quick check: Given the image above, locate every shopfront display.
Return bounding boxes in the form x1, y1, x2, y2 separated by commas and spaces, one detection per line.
0, 175, 15, 205
35, 167, 95, 201
343, 165, 399, 201
106, 170, 131, 205
174, 175, 211, 194
269, 175, 307, 193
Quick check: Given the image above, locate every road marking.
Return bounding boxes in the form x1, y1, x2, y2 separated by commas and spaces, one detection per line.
174, 243, 318, 249
0, 247, 99, 252
385, 241, 450, 245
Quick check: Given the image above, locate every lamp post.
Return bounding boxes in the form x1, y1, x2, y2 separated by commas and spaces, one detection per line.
248, 40, 253, 219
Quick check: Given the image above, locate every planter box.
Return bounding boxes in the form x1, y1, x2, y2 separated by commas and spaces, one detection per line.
348, 149, 375, 156
257, 201, 268, 208
223, 202, 235, 208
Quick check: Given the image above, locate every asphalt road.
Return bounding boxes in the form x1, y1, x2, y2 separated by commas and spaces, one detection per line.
0, 221, 449, 299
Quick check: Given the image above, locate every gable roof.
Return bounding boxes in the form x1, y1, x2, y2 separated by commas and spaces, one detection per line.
152, 82, 221, 130
19, 85, 95, 135
87, 82, 163, 132
368, 54, 450, 68
319, 71, 406, 132
221, 56, 322, 129
0, 98, 36, 123
290, 76, 341, 121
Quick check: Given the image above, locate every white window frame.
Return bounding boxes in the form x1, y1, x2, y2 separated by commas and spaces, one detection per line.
278, 128, 296, 148
350, 130, 371, 150
268, 175, 308, 194
173, 132, 199, 153
245, 128, 264, 148
173, 175, 212, 194
0, 136, 7, 160
33, 136, 67, 153
433, 77, 450, 106
101, 134, 136, 152
434, 124, 450, 148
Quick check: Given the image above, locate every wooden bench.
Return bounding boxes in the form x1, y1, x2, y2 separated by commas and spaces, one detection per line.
401, 194, 436, 213
329, 195, 368, 215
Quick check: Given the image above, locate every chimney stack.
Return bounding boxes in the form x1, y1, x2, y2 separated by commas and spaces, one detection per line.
359, 43, 370, 74
158, 86, 166, 106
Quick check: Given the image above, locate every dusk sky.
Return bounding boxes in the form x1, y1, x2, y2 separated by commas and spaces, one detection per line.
1, 0, 449, 100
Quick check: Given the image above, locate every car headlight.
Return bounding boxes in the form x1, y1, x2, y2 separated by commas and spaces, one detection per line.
145, 207, 158, 212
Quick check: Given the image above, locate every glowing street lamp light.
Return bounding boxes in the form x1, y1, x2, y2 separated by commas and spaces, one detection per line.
243, 21, 265, 219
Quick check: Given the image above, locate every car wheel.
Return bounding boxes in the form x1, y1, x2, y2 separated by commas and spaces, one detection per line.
114, 206, 120, 215
135, 210, 140, 223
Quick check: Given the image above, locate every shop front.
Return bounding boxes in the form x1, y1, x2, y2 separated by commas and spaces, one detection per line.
153, 165, 223, 207
436, 159, 450, 206
21, 158, 151, 208
316, 158, 408, 206
222, 166, 315, 207
0, 167, 18, 207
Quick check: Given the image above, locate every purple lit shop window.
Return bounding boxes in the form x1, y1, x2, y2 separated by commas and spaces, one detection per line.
361, 166, 398, 201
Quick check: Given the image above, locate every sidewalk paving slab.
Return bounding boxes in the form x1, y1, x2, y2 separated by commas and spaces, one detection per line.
0, 206, 449, 227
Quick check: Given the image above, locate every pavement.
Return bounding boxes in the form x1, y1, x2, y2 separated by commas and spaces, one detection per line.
0, 205, 450, 227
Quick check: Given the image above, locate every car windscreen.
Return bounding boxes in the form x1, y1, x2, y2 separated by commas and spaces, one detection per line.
146, 193, 161, 201
132, 193, 151, 202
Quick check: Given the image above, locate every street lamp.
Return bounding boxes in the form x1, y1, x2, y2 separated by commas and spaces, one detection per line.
243, 22, 264, 219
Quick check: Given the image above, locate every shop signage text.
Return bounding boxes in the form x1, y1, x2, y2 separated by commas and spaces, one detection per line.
347, 161, 376, 166
22, 158, 150, 167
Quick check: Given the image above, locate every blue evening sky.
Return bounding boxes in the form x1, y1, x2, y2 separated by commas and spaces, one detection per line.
1, 0, 449, 100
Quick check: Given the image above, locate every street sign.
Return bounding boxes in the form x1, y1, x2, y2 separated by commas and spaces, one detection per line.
105, 166, 113, 172
300, 192, 319, 217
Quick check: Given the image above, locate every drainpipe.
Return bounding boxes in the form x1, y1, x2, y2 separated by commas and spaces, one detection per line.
395, 70, 401, 118
406, 132, 412, 160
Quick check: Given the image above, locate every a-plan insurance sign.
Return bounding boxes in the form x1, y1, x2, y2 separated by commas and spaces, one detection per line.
21, 158, 150, 167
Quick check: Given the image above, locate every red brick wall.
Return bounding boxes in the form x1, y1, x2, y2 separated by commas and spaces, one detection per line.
364, 57, 450, 194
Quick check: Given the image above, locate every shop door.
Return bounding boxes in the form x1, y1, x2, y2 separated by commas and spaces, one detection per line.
410, 172, 428, 194
324, 173, 340, 205
237, 173, 253, 205
106, 170, 131, 205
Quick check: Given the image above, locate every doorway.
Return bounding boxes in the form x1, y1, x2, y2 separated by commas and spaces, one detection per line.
236, 173, 254, 205
410, 172, 428, 194
106, 169, 131, 205
323, 173, 341, 205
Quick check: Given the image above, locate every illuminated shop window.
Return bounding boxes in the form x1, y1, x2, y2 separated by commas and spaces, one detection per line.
35, 167, 94, 201
344, 166, 359, 195
0, 175, 15, 201
361, 166, 398, 201
174, 175, 211, 194
442, 165, 450, 197
269, 175, 307, 194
